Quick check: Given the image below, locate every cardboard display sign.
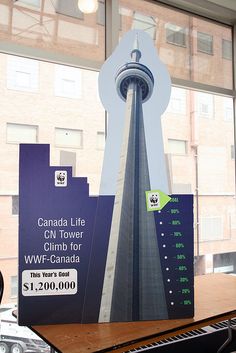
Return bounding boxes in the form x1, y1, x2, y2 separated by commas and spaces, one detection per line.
18, 30, 194, 325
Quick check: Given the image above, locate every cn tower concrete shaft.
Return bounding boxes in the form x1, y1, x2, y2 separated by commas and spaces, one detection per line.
99, 41, 168, 322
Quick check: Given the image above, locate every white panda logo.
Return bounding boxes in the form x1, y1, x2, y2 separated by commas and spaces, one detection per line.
150, 194, 158, 206
55, 171, 67, 187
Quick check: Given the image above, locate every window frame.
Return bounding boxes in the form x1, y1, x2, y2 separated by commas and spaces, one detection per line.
10, 275, 18, 298
199, 216, 224, 242
222, 38, 232, 60
167, 87, 187, 114
168, 138, 187, 155
96, 131, 105, 150
165, 23, 187, 47
7, 55, 39, 93
197, 92, 214, 119
6, 123, 38, 144
54, 65, 82, 99
197, 31, 213, 55
12, 195, 19, 215
54, 127, 83, 149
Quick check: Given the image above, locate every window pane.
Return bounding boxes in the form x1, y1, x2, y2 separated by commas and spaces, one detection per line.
7, 123, 38, 144
119, 0, 233, 89
167, 87, 186, 114
0, 4, 9, 26
12, 195, 19, 215
224, 97, 233, 121
7, 56, 39, 92
197, 32, 213, 54
54, 65, 82, 98
165, 23, 186, 47
55, 128, 83, 148
97, 0, 105, 25
200, 217, 223, 241
55, 0, 84, 19
222, 39, 232, 60
162, 89, 235, 275
0, 1, 105, 65
196, 92, 214, 118
231, 145, 235, 159
97, 131, 105, 150
168, 139, 187, 154
11, 275, 18, 297
19, 0, 40, 7
214, 252, 236, 274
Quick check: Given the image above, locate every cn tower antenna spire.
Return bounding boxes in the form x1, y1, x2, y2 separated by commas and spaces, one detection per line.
131, 33, 141, 62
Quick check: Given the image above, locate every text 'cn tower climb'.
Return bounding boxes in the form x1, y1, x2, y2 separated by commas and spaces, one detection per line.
99, 37, 168, 322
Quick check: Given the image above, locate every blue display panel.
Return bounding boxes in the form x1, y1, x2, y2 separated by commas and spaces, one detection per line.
18, 144, 194, 325
155, 195, 194, 318
18, 144, 113, 325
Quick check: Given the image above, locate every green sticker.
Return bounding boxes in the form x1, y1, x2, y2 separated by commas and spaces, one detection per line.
145, 189, 171, 212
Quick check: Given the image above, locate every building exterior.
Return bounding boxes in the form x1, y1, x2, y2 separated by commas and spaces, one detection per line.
0, 0, 235, 308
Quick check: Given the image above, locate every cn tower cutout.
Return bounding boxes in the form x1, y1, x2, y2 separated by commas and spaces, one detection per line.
99, 36, 168, 322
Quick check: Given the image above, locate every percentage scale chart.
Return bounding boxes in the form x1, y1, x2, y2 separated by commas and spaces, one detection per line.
155, 194, 194, 318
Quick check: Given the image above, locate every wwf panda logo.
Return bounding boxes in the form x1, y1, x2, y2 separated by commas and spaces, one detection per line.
55, 171, 67, 187
57, 172, 65, 182
150, 194, 159, 205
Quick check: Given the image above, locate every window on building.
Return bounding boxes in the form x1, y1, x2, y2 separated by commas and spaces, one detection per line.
97, 131, 105, 150
7, 56, 39, 92
55, 0, 84, 19
54, 65, 82, 99
224, 97, 233, 121
168, 139, 187, 154
11, 276, 18, 298
97, 0, 105, 25
6, 123, 38, 144
0, 4, 9, 26
222, 39, 232, 60
200, 216, 223, 241
165, 23, 186, 47
197, 32, 213, 54
167, 87, 186, 114
12, 195, 19, 215
231, 145, 235, 159
229, 210, 236, 230
197, 92, 214, 118
132, 12, 156, 39
213, 252, 236, 274
17, 0, 40, 7
55, 128, 83, 149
